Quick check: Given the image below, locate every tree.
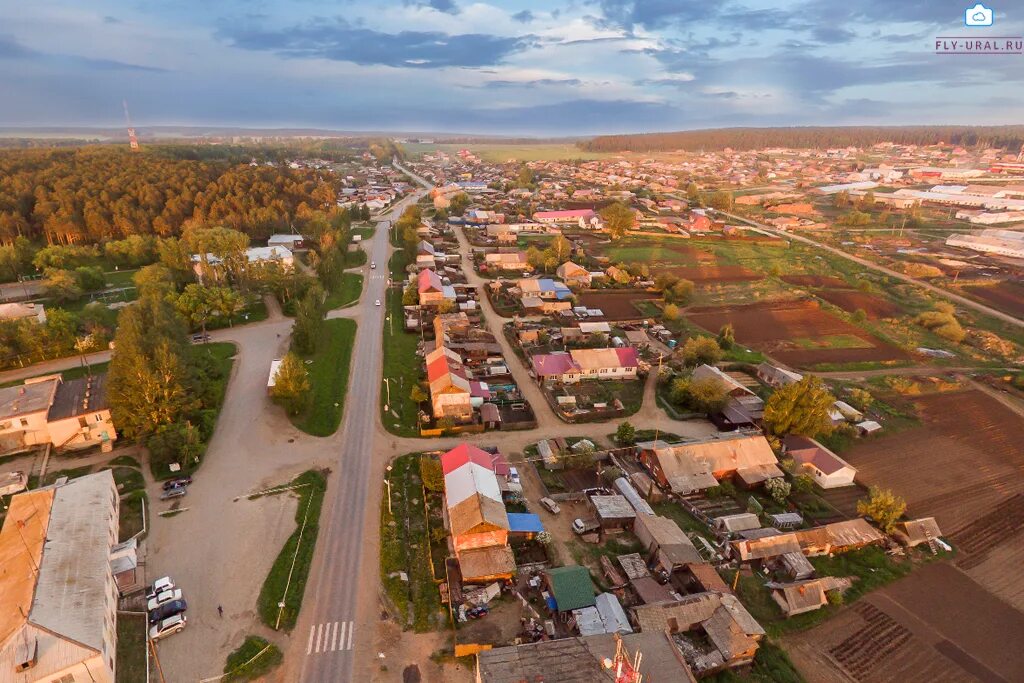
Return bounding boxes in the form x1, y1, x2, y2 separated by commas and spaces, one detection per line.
74, 266, 106, 292
209, 286, 244, 326
448, 192, 470, 217
764, 477, 791, 504
410, 384, 428, 404
157, 237, 195, 287
419, 457, 444, 492
437, 299, 457, 314
562, 442, 596, 469
833, 191, 850, 208
792, 473, 815, 494
686, 377, 728, 413
686, 183, 702, 206
680, 336, 722, 366
402, 282, 419, 306
762, 376, 835, 437
270, 353, 311, 415
667, 279, 695, 304
600, 202, 635, 240
134, 264, 177, 300
717, 323, 735, 350
663, 303, 680, 321
615, 421, 636, 445
176, 284, 216, 334
857, 486, 906, 533
707, 190, 734, 211
291, 284, 324, 355
44, 268, 82, 302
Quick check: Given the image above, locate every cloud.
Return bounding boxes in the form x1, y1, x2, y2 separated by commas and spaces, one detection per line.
0, 34, 37, 59
811, 27, 856, 44
634, 75, 695, 87
404, 0, 460, 15
0, 33, 167, 71
511, 10, 534, 23
218, 18, 533, 68
477, 78, 583, 88
597, 0, 712, 29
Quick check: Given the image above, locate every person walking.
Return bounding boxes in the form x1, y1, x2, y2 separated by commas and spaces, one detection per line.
217, 605, 224, 618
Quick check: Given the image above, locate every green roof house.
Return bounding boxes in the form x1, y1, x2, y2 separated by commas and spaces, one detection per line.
545, 566, 597, 612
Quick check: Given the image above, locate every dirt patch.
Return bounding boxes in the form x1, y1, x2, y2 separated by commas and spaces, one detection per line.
577, 290, 659, 320
782, 275, 849, 288
685, 299, 908, 368
963, 282, 1024, 318
661, 264, 763, 283
816, 290, 901, 319
841, 390, 1024, 535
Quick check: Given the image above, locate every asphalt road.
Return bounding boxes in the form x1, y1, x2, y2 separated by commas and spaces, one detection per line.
295, 192, 421, 682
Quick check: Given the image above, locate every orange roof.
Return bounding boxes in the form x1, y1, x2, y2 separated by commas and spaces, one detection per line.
0, 488, 54, 647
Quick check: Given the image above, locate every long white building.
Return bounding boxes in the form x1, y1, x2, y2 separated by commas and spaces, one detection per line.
946, 228, 1024, 259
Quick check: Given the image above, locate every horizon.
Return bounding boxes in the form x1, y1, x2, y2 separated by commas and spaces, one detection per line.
2, 1, 1021, 136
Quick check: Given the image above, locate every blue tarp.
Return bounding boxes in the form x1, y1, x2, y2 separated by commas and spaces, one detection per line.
507, 513, 545, 534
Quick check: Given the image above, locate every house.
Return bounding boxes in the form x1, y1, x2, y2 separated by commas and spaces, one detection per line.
0, 374, 117, 455
556, 261, 591, 288
690, 364, 764, 426
632, 514, 703, 570
783, 435, 857, 489
769, 577, 852, 617
426, 346, 473, 421
441, 444, 516, 583
533, 209, 596, 225
483, 251, 531, 272
0, 471, 120, 683
267, 233, 305, 250
0, 302, 46, 324
731, 519, 885, 562
475, 632, 698, 683
192, 245, 293, 282
894, 518, 943, 549
589, 495, 636, 531
632, 592, 765, 676
573, 593, 633, 636
636, 434, 783, 494
417, 269, 456, 307
545, 566, 596, 613
756, 362, 802, 387
530, 348, 639, 384
517, 278, 573, 301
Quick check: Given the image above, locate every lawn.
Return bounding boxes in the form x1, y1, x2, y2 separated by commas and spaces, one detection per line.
352, 226, 375, 240
115, 613, 147, 683
323, 272, 363, 310
258, 469, 328, 631
222, 635, 283, 682
380, 287, 423, 437
379, 453, 446, 632
290, 318, 357, 437
118, 490, 148, 542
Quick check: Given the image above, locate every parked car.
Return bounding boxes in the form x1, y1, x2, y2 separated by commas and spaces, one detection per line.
162, 476, 193, 491
191, 333, 211, 343
147, 588, 183, 611
149, 613, 187, 641
508, 467, 521, 486
539, 497, 560, 515
148, 599, 187, 624
374, 299, 381, 306
572, 518, 599, 535
160, 487, 187, 501
146, 577, 174, 600
467, 605, 489, 619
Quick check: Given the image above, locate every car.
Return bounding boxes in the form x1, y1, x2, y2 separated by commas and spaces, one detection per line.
146, 576, 174, 600
162, 476, 193, 491
191, 333, 211, 343
539, 497, 560, 515
508, 467, 521, 486
148, 599, 187, 624
160, 487, 187, 500
375, 299, 381, 306
370, 262, 376, 269
149, 613, 187, 641
572, 518, 599, 535
147, 588, 183, 611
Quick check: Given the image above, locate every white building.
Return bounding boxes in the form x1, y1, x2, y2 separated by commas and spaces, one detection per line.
0, 303, 46, 324
0, 471, 120, 683
946, 229, 1024, 259
192, 246, 294, 282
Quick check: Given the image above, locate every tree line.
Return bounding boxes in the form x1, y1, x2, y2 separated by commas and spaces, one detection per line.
579, 126, 1024, 153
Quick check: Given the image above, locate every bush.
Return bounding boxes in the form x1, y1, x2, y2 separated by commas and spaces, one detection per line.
679, 336, 722, 366
764, 477, 792, 504
420, 456, 444, 492
145, 422, 205, 474
223, 636, 283, 682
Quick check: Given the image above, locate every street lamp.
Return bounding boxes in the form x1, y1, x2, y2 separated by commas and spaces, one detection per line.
384, 465, 393, 516
383, 378, 391, 413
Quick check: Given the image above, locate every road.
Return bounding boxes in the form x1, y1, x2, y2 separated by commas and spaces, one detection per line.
715, 210, 1024, 329
293, 191, 423, 683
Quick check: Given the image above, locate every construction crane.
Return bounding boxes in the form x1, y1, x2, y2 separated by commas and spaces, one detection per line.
123, 100, 140, 151
605, 635, 643, 683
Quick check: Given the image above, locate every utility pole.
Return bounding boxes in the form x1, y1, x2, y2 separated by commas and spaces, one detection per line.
652, 353, 664, 445
148, 638, 167, 683
384, 465, 393, 515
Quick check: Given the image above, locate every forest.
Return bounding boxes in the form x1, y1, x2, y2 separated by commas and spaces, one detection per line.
0, 145, 341, 246
579, 125, 1024, 153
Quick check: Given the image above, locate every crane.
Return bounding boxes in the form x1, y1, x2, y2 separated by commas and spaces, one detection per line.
123, 100, 140, 151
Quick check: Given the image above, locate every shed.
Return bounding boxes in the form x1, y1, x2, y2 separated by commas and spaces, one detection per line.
773, 551, 815, 581
713, 513, 761, 534
630, 576, 675, 605
857, 420, 882, 435
770, 512, 804, 530
613, 477, 655, 516
507, 513, 544, 539
545, 566, 597, 612
590, 495, 636, 530
616, 553, 649, 580
895, 517, 943, 548
594, 593, 632, 634
633, 514, 702, 569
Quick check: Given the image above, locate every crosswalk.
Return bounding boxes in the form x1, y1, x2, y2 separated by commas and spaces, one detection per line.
306, 621, 354, 655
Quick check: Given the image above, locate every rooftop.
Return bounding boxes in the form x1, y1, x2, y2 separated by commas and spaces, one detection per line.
0, 379, 58, 419
47, 374, 110, 421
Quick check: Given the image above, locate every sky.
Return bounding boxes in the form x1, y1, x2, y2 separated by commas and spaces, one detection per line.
1, 0, 1021, 136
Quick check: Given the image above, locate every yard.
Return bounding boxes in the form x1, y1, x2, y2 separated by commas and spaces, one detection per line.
115, 613, 147, 683
257, 469, 328, 631
290, 318, 357, 437
379, 452, 447, 632
323, 272, 363, 310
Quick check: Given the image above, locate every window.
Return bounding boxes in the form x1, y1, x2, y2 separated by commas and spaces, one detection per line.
52, 675, 75, 683
78, 417, 88, 428
20, 418, 28, 427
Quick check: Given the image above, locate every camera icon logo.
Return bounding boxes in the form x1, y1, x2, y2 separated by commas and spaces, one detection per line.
965, 3, 994, 26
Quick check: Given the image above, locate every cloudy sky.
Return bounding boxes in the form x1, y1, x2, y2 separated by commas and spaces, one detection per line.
1, 0, 1021, 135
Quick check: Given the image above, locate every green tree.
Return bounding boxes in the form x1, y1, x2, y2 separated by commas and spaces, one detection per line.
419, 456, 444, 492
686, 182, 702, 206
856, 486, 906, 533
134, 264, 177, 300
270, 352, 311, 415
157, 237, 195, 287
402, 282, 419, 305
175, 284, 215, 334
291, 284, 324, 355
667, 278, 695, 304
764, 477, 792, 504
209, 287, 244, 326
763, 376, 835, 437
600, 202, 635, 240
717, 323, 735, 350
686, 377, 728, 413
707, 190, 734, 211
44, 268, 82, 302
663, 303, 680, 321
74, 265, 106, 292
680, 336, 722, 366
410, 384, 428, 404
448, 192, 470, 217
615, 421, 636, 445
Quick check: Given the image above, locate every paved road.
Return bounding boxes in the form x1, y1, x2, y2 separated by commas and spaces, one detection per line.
716, 210, 1024, 329
294, 192, 423, 683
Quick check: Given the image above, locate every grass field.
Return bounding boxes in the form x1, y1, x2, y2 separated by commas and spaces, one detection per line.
404, 142, 613, 163
115, 614, 147, 683
291, 318, 357, 437
222, 636, 283, 682
351, 226, 375, 240
380, 287, 422, 436
258, 469, 327, 631
323, 272, 363, 310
